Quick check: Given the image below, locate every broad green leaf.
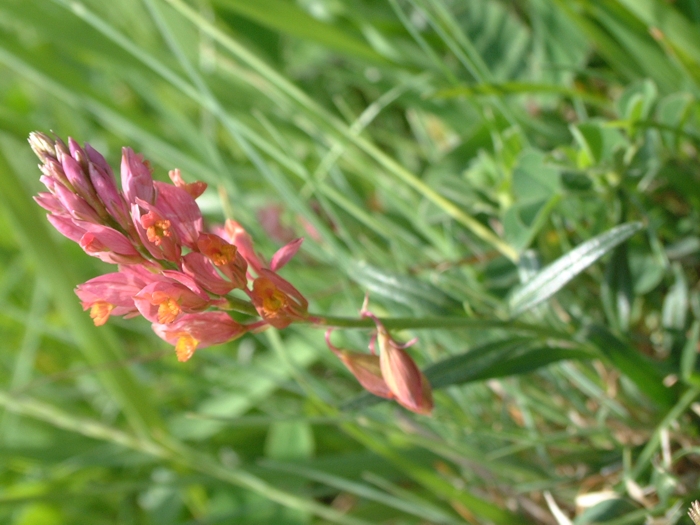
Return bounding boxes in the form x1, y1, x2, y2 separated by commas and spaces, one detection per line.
508, 222, 644, 317
570, 122, 626, 165
503, 149, 561, 252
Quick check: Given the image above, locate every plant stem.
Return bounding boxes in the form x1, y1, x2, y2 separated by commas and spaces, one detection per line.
306, 314, 568, 338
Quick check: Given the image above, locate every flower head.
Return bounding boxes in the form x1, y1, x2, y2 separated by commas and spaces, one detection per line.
30, 132, 312, 362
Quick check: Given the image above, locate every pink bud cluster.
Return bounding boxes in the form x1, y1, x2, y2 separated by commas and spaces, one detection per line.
30, 132, 307, 362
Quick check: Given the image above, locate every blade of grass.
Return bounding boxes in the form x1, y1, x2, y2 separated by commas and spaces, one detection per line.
0, 390, 374, 525
160, 0, 520, 261
213, 0, 387, 63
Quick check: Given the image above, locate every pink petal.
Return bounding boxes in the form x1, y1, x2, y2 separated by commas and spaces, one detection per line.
46, 214, 87, 243
181, 252, 235, 296
270, 238, 303, 272
121, 147, 155, 205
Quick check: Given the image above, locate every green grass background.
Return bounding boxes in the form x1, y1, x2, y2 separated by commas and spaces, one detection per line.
1, 0, 700, 523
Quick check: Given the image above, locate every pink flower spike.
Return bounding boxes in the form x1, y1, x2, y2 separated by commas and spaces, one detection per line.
134, 280, 210, 325
121, 147, 155, 205
169, 169, 207, 199
152, 312, 247, 362
270, 238, 303, 272
182, 252, 235, 296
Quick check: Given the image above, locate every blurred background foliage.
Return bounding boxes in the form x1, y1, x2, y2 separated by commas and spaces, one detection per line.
1, 0, 700, 523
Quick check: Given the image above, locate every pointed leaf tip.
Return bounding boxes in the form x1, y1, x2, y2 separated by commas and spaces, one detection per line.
509, 222, 644, 317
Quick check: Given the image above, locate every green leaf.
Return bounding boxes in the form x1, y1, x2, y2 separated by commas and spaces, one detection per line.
348, 260, 462, 315
508, 222, 644, 317
601, 242, 633, 333
503, 150, 561, 252
662, 262, 688, 330
343, 337, 593, 410
425, 339, 593, 389
212, 0, 387, 63
570, 122, 626, 165
584, 324, 675, 407
681, 321, 700, 384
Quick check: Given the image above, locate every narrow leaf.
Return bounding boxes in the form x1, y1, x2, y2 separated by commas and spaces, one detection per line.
509, 222, 644, 316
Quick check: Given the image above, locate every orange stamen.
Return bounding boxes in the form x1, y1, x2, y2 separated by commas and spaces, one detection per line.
175, 333, 199, 362
254, 278, 288, 313
152, 292, 181, 324
89, 301, 114, 326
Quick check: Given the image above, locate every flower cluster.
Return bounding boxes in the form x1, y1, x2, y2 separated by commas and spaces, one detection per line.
30, 132, 308, 362
30, 132, 432, 414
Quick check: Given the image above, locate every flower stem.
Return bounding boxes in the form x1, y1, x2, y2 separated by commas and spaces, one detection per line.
305, 314, 568, 338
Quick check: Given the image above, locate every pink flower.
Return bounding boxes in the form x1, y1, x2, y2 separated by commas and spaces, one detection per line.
181, 252, 235, 295
75, 265, 159, 326
249, 270, 308, 329
223, 219, 265, 273
78, 223, 145, 265
152, 182, 203, 250
153, 312, 247, 362
169, 169, 207, 199
131, 202, 181, 263
134, 278, 211, 325
196, 233, 247, 289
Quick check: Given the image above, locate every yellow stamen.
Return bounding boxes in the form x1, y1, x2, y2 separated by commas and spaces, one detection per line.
176, 334, 199, 362
89, 301, 114, 326
155, 296, 181, 324
254, 278, 287, 313
146, 219, 171, 246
